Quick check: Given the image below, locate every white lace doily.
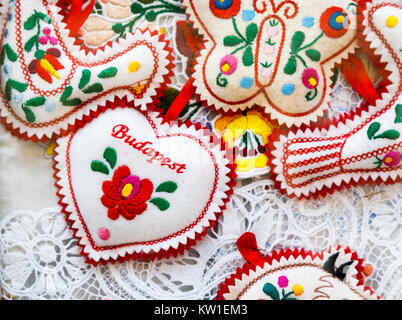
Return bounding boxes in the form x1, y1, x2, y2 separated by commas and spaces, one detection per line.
0, 0, 401, 300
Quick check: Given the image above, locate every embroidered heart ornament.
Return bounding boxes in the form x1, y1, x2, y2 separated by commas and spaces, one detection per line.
182, 0, 359, 127
53, 98, 236, 265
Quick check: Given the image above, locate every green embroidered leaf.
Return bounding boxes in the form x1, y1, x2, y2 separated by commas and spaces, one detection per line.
79, 69, 91, 90
11, 79, 28, 92
82, 83, 103, 94
245, 23, 258, 43
145, 10, 157, 22
131, 2, 143, 14
24, 35, 38, 53
112, 23, 123, 34
5, 79, 28, 100
0, 46, 5, 65
305, 49, 321, 61
22, 106, 36, 123
5, 44, 18, 62
150, 198, 170, 211
156, 181, 178, 193
62, 98, 82, 106
103, 147, 117, 169
25, 96, 46, 107
91, 160, 109, 175
60, 86, 73, 101
284, 55, 297, 75
367, 122, 381, 140
36, 12, 51, 24
223, 35, 243, 47
374, 130, 400, 140
262, 283, 280, 300
98, 67, 118, 78
242, 46, 254, 67
24, 14, 37, 30
395, 104, 402, 123
290, 31, 305, 52
5, 81, 12, 101
34, 49, 45, 60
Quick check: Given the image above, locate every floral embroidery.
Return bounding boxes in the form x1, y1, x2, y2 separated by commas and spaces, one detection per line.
38, 27, 58, 45
367, 122, 400, 140
214, 110, 274, 173
302, 67, 319, 101
219, 54, 238, 75
27, 48, 64, 84
91, 146, 179, 220
320, 6, 349, 38
101, 165, 154, 220
262, 275, 304, 300
217, 17, 258, 87
210, 0, 240, 19
284, 30, 323, 75
374, 151, 402, 168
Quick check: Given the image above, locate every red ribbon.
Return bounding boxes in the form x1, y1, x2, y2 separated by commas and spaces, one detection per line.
162, 78, 196, 123
342, 55, 380, 106
65, 0, 95, 36
236, 232, 266, 267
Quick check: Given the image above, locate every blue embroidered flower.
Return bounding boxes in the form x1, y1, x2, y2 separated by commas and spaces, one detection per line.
3, 64, 12, 75
13, 93, 23, 103
281, 84, 295, 95
302, 16, 315, 28
45, 102, 56, 112
242, 10, 255, 21
240, 77, 254, 89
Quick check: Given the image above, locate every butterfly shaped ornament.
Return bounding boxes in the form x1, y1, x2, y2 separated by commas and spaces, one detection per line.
183, 0, 359, 127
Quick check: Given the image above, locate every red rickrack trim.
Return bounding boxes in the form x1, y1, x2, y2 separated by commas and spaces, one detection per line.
52, 95, 237, 266
216, 245, 380, 300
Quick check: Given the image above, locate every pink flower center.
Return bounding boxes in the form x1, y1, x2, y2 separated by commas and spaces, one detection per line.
119, 175, 141, 199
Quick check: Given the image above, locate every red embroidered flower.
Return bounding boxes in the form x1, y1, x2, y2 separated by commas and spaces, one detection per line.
101, 165, 154, 221
209, 0, 240, 19
27, 48, 64, 84
320, 7, 349, 38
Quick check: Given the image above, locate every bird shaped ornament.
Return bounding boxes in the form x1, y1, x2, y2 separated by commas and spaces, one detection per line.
216, 233, 379, 300
0, 0, 174, 142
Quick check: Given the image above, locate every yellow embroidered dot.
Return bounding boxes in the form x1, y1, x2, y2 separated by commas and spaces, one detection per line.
386, 15, 398, 28
128, 61, 141, 73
